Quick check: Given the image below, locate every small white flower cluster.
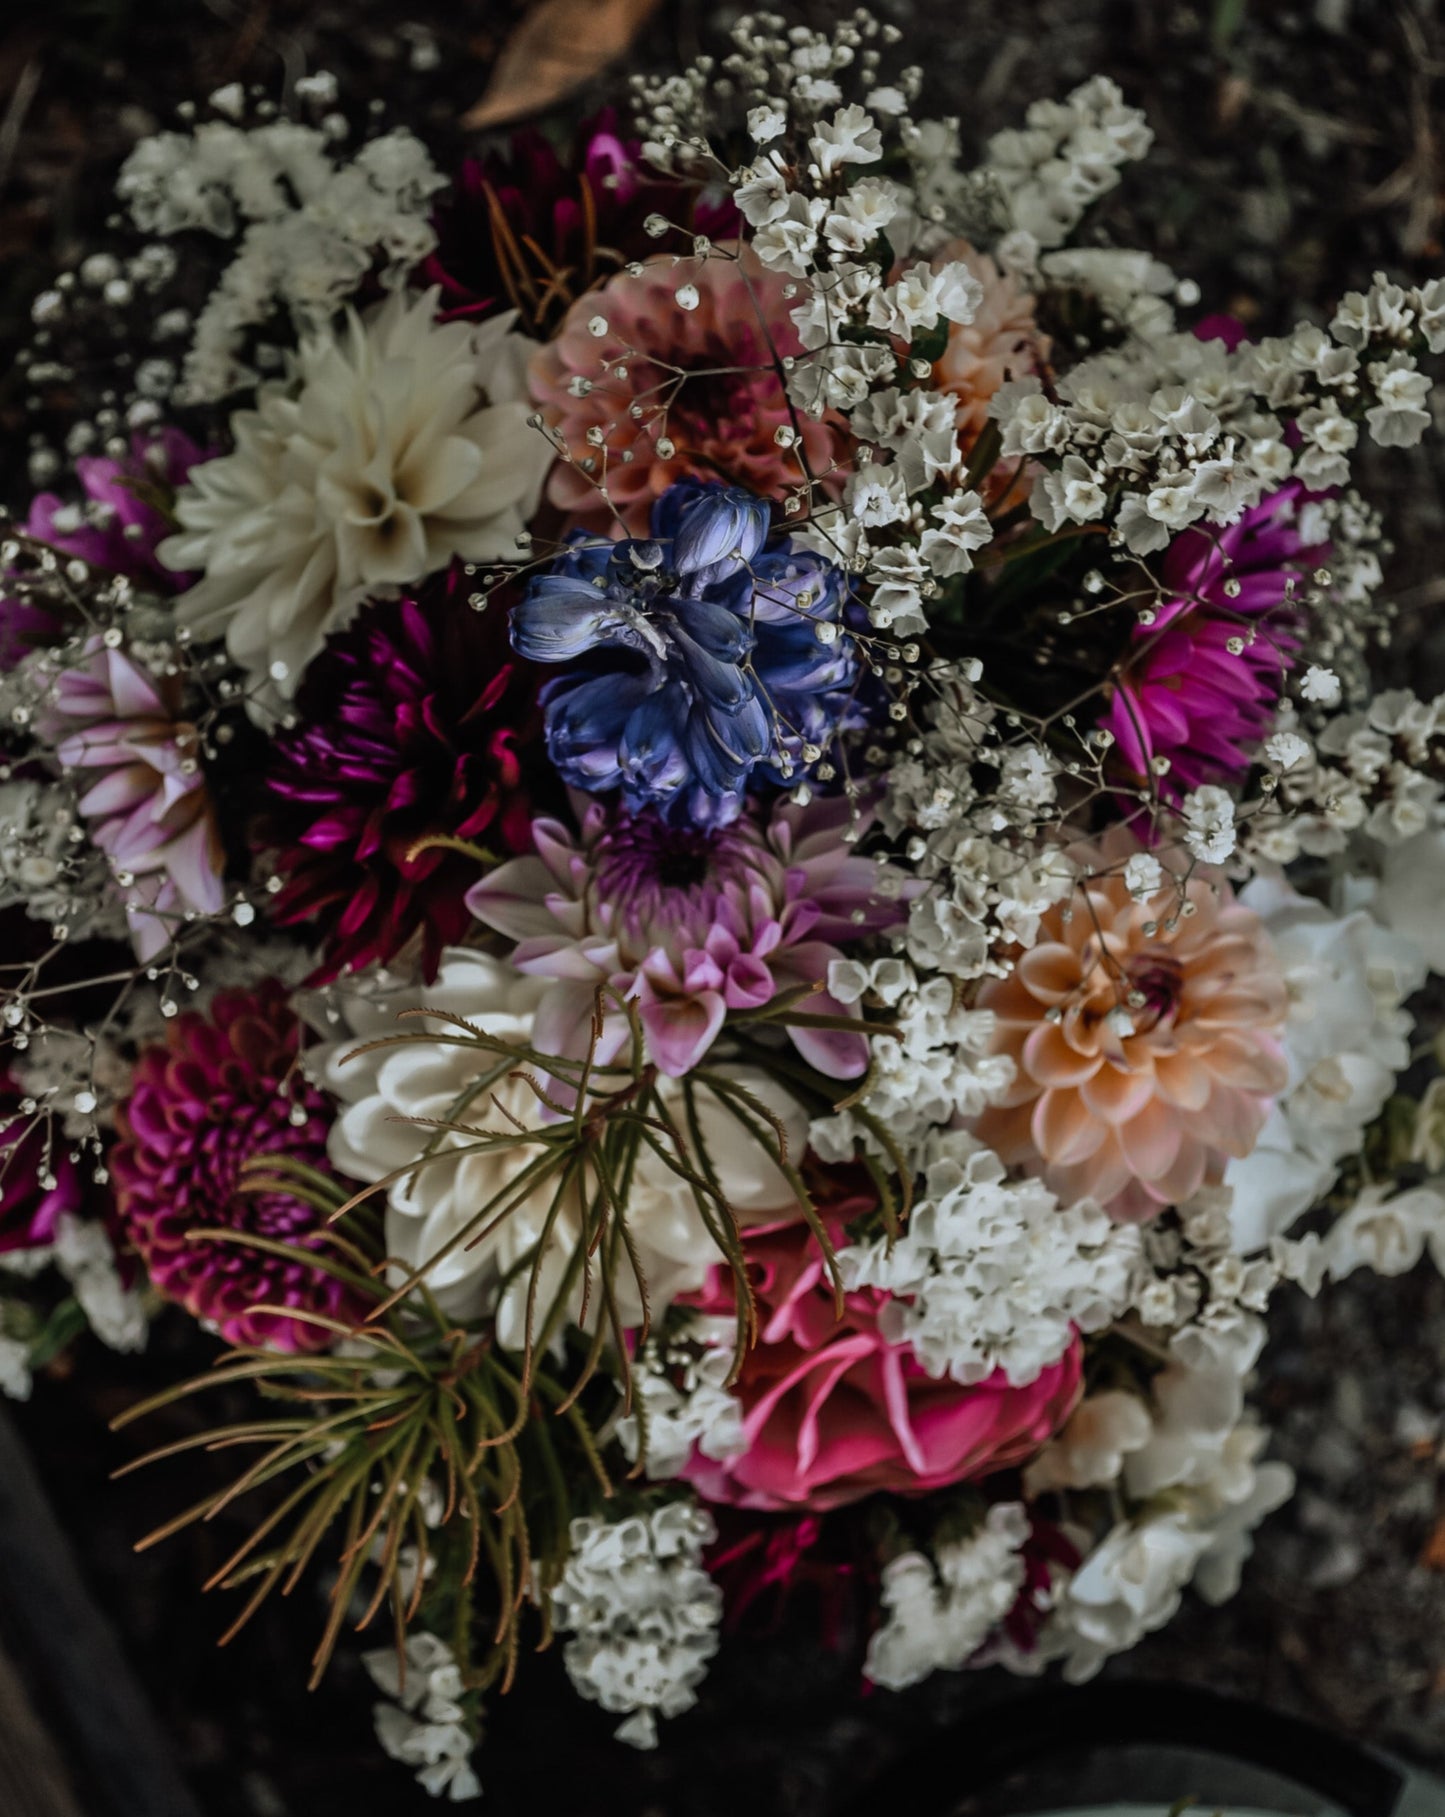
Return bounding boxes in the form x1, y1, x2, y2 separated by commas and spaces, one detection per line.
632, 10, 916, 173
864, 1502, 1030, 1690
1325, 1182, 1445, 1282
812, 954, 1013, 1158
0, 777, 119, 946
1013, 1344, 1292, 1684
116, 114, 446, 401
362, 1632, 480, 1804
838, 1132, 1140, 1389
1266, 687, 1445, 857
977, 76, 1154, 250
1224, 876, 1422, 1252
879, 672, 1074, 979
51, 1214, 147, 1354
996, 273, 1445, 558
1130, 1194, 1278, 1376
618, 1317, 745, 1480
552, 1504, 722, 1751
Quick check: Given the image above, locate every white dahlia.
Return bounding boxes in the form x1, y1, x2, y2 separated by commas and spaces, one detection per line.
159, 287, 551, 707
305, 948, 805, 1348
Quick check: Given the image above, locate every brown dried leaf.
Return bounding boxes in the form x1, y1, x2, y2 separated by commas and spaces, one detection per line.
463, 0, 663, 131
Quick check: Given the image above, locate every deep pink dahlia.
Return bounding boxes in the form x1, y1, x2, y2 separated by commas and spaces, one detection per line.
1098, 482, 1328, 803
261, 569, 545, 983
468, 792, 907, 1080
420, 108, 739, 335
0, 1080, 82, 1254
111, 983, 366, 1351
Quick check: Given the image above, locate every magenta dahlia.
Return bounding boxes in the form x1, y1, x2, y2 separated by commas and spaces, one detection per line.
1098, 482, 1328, 803
0, 1080, 82, 1254
111, 982, 365, 1351
261, 569, 543, 983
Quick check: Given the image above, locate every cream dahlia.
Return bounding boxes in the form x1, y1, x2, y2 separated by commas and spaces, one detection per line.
307, 947, 806, 1345
972, 861, 1288, 1220
527, 246, 840, 534
159, 287, 552, 706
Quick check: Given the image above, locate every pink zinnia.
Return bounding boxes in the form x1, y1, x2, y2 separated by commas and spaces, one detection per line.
467, 793, 905, 1080
973, 856, 1289, 1221
527, 246, 841, 534
111, 983, 366, 1352
1098, 483, 1328, 804
681, 1216, 1083, 1512
41, 636, 224, 960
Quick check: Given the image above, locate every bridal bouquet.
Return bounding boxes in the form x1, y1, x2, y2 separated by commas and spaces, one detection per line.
6, 9, 1445, 1798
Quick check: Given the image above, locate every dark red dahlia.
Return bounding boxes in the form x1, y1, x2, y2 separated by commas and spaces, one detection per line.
111, 982, 366, 1352
420, 108, 740, 335
261, 567, 542, 983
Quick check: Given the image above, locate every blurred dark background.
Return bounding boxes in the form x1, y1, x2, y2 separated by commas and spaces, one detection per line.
4, 2, 1445, 1813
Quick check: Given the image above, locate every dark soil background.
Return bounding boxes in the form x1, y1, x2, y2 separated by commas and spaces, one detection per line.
5, 2, 1445, 1813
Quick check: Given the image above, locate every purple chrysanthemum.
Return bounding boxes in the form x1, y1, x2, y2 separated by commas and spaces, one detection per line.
261, 569, 543, 983
111, 982, 366, 1352
1, 429, 203, 667
0, 1078, 82, 1254
1099, 482, 1329, 803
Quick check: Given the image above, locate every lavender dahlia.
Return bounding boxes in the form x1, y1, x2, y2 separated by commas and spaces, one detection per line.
511, 480, 863, 829
111, 983, 364, 1352
263, 569, 541, 982
468, 791, 906, 1080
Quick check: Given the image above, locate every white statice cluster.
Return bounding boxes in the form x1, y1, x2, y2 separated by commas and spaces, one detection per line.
362, 1632, 480, 1804
865, 1502, 1030, 1690
116, 109, 447, 401
619, 1317, 745, 1480
552, 1503, 722, 1750
160, 287, 551, 708
838, 1132, 1141, 1388
976, 76, 1154, 251
1224, 875, 1423, 1251
996, 272, 1445, 559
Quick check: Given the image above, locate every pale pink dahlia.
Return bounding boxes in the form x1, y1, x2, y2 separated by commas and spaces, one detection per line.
931, 241, 1050, 451
467, 793, 905, 1080
527, 246, 841, 534
973, 862, 1288, 1220
111, 983, 365, 1352
41, 637, 224, 960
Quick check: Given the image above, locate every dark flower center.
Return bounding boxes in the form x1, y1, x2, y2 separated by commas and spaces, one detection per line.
1125, 952, 1184, 1032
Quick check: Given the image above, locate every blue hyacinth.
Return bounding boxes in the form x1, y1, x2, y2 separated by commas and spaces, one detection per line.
510, 479, 863, 827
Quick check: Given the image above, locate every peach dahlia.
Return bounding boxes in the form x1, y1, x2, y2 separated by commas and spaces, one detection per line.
973, 862, 1288, 1220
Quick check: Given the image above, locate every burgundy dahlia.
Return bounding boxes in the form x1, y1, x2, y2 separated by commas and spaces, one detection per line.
261, 569, 542, 983
420, 108, 739, 335
111, 982, 364, 1352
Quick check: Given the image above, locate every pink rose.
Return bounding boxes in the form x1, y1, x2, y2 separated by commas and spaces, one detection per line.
681, 1216, 1083, 1512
